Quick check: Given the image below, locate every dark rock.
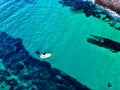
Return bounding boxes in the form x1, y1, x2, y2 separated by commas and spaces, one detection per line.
14, 62, 25, 71
30, 87, 37, 90
0, 32, 91, 90
0, 69, 11, 76
108, 82, 112, 87
36, 51, 40, 55
6, 79, 18, 87
19, 72, 31, 82
0, 75, 6, 82
14, 85, 25, 90
59, 0, 120, 31
87, 35, 120, 52
57, 85, 69, 90
1, 86, 5, 89
95, 0, 120, 15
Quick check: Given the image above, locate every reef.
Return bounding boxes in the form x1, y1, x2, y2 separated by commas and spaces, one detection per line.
0, 31, 91, 90
59, 0, 120, 31
95, 0, 120, 15
87, 35, 120, 53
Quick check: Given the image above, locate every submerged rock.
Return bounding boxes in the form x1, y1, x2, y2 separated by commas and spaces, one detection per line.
0, 32, 91, 90
87, 35, 120, 52
59, 0, 120, 31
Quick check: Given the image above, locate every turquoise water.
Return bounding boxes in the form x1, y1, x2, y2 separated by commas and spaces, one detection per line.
1, 0, 120, 89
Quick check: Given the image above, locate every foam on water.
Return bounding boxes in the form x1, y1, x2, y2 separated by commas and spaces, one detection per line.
91, 0, 120, 21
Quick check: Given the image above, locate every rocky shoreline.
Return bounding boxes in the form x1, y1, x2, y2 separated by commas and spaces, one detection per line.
59, 0, 120, 31
95, 0, 120, 15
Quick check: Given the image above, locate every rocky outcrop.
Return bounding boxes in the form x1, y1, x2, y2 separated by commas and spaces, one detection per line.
95, 0, 120, 15
0, 32, 91, 90
59, 0, 120, 31
87, 35, 120, 52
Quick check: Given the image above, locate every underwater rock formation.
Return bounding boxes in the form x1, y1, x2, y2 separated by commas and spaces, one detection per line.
95, 0, 120, 15
0, 32, 91, 90
59, 0, 120, 31
87, 35, 120, 53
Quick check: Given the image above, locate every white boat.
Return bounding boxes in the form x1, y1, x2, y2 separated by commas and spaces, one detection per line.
40, 53, 52, 59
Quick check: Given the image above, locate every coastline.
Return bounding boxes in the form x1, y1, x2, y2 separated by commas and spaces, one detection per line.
95, 0, 120, 15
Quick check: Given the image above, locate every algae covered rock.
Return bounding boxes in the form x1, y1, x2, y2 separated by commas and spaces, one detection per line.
0, 32, 90, 90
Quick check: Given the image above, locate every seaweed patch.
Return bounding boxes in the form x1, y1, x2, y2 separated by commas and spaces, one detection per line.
59, 0, 120, 31
87, 35, 120, 53
0, 32, 91, 90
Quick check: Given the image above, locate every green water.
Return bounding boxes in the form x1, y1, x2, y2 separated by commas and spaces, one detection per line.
1, 0, 120, 89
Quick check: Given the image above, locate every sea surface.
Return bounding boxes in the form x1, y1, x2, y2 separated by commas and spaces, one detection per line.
0, 0, 120, 89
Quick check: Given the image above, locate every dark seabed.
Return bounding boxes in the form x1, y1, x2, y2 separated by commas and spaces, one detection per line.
0, 0, 120, 90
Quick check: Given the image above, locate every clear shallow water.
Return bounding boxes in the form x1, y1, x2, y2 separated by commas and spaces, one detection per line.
1, 0, 120, 89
